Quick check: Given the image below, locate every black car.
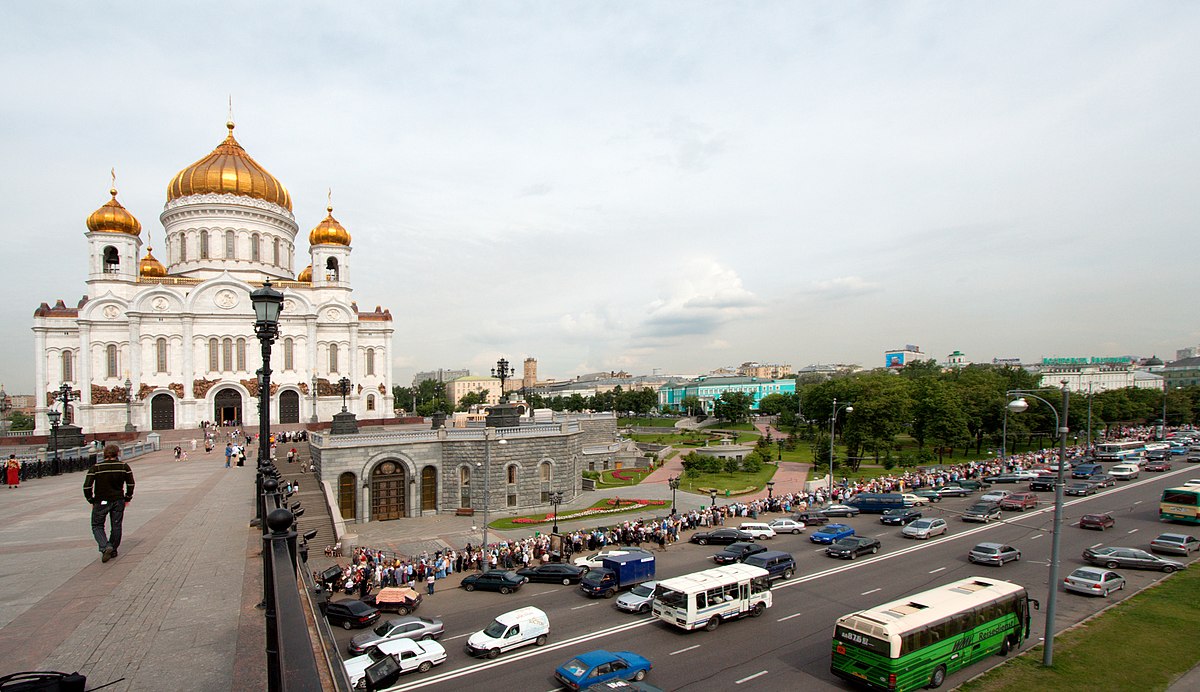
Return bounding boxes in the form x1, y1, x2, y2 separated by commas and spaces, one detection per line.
962, 502, 1001, 523
690, 528, 753, 545
825, 536, 881, 560
819, 504, 862, 518
516, 563, 587, 585
460, 570, 527, 594
790, 511, 830, 526
957, 479, 991, 491
1028, 475, 1056, 492
713, 542, 768, 565
983, 473, 1025, 484
1064, 482, 1097, 496
322, 599, 381, 630
880, 508, 922, 526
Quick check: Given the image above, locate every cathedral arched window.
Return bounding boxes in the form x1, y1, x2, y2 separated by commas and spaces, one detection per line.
200, 231, 210, 259
329, 344, 339, 374
208, 338, 219, 371
284, 338, 294, 371
251, 233, 261, 262
273, 238, 281, 267
156, 338, 168, 373
222, 338, 233, 372
236, 338, 246, 372
106, 345, 118, 379
366, 348, 375, 376
178, 233, 187, 263
61, 351, 73, 382
366, 394, 375, 411
225, 230, 236, 259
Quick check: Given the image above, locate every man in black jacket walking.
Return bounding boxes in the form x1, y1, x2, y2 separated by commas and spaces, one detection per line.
83, 444, 135, 563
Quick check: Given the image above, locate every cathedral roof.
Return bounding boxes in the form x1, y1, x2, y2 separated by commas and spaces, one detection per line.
297, 264, 312, 282
308, 205, 352, 246
86, 188, 142, 236
139, 247, 167, 278
167, 121, 292, 211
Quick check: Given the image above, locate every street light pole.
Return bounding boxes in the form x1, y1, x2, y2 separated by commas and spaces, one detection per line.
1087, 382, 1093, 451
1007, 382, 1070, 667
550, 490, 563, 534
249, 279, 283, 529
124, 377, 135, 433
48, 409, 61, 476
310, 372, 319, 423
829, 398, 853, 500
668, 475, 680, 514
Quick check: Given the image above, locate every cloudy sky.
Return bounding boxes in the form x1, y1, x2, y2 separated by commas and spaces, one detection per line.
3, 2, 1198, 394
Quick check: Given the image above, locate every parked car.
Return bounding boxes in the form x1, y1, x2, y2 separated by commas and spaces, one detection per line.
790, 511, 830, 525
517, 563, 587, 585
1063, 567, 1126, 597
615, 581, 659, 614
1149, 533, 1200, 555
968, 542, 1021, 566
901, 493, 927, 506
820, 504, 861, 518
1144, 460, 1173, 472
741, 550, 796, 581
1029, 475, 1057, 492
1079, 513, 1115, 531
980, 489, 1012, 504
362, 586, 422, 616
880, 507, 922, 525
343, 637, 447, 688
323, 599, 381, 631
911, 489, 943, 503
574, 547, 652, 572
1064, 482, 1096, 496
983, 473, 1026, 484
1088, 474, 1116, 487
555, 650, 653, 690
810, 524, 856, 544
460, 571, 527, 594
713, 542, 768, 565
901, 518, 948, 540
825, 536, 882, 560
767, 518, 806, 534
690, 528, 753, 546
1108, 463, 1140, 480
962, 502, 1002, 523
935, 485, 972, 498
348, 616, 445, 656
957, 479, 991, 491
999, 492, 1039, 511
738, 522, 777, 540
1083, 546, 1186, 572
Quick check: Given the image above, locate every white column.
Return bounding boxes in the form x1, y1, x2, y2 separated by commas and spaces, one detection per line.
348, 322, 359, 412
78, 325, 92, 406
33, 328, 47, 433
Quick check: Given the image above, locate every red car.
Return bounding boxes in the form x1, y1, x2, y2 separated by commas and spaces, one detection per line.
1144, 460, 1172, 472
1079, 513, 1115, 531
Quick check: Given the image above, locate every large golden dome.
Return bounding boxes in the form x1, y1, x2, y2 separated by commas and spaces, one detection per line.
297, 264, 312, 282
139, 247, 167, 278
167, 122, 292, 211
308, 205, 351, 246
87, 188, 142, 236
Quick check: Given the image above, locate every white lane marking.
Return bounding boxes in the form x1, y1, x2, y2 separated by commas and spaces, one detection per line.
861, 588, 881, 596
1134, 500, 1143, 505
777, 612, 804, 622
1090, 543, 1103, 548
670, 645, 701, 655
1030, 533, 1043, 539
929, 567, 946, 574
444, 633, 470, 641
570, 602, 598, 610
735, 671, 769, 685
1128, 529, 1139, 534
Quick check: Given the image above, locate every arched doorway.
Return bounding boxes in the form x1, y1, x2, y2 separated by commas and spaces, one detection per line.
151, 393, 175, 430
421, 466, 437, 512
370, 461, 406, 521
338, 472, 357, 520
279, 390, 299, 424
214, 388, 242, 426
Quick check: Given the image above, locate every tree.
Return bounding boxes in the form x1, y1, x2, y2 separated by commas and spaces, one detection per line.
392, 385, 415, 412
680, 396, 703, 417
741, 450, 765, 473
912, 380, 971, 460
757, 393, 790, 417
714, 391, 754, 424
457, 390, 488, 411
565, 393, 586, 412
722, 456, 741, 475
7, 410, 34, 431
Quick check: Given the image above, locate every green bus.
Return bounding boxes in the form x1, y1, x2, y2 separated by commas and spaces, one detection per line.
1160, 487, 1200, 525
831, 576, 1038, 691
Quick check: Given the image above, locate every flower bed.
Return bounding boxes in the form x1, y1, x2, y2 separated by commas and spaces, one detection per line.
510, 498, 668, 525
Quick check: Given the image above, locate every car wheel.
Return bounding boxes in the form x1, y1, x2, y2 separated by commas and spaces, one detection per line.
705, 616, 720, 632
639, 603, 651, 614
1163, 565, 1177, 573
500, 586, 511, 594
418, 661, 433, 673
605, 589, 616, 599
871, 546, 879, 554
342, 621, 353, 631
968, 555, 976, 563
536, 634, 548, 646
751, 602, 765, 617
421, 634, 432, 641
697, 538, 707, 545
849, 551, 857, 560
1105, 561, 1119, 570
929, 664, 947, 689
633, 670, 647, 682
562, 578, 572, 585
793, 529, 801, 534
464, 584, 475, 592
397, 606, 409, 616
1103, 588, 1110, 597
783, 568, 794, 579
487, 648, 500, 660
999, 636, 1012, 656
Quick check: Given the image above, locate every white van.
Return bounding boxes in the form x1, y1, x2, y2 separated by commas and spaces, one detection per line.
738, 522, 776, 540
465, 606, 549, 659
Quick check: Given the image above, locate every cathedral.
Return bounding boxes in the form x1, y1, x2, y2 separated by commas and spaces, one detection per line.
31, 120, 394, 434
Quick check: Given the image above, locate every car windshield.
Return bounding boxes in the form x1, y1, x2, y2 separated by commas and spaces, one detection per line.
834, 538, 858, 547
630, 583, 654, 597
561, 659, 588, 677
657, 586, 686, 607
911, 520, 932, 528
975, 546, 998, 554
371, 623, 391, 636
483, 620, 506, 638
1157, 535, 1185, 544
1072, 569, 1102, 579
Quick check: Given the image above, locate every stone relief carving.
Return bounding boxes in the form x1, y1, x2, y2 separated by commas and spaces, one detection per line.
91, 384, 130, 404
151, 297, 170, 312
215, 290, 239, 309
168, 383, 185, 399
298, 382, 309, 395
163, 193, 295, 220
102, 305, 120, 319
193, 377, 220, 398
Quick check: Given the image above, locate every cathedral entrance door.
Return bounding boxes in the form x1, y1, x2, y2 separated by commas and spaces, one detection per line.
151, 393, 175, 430
421, 466, 437, 511
370, 461, 406, 521
278, 390, 299, 424
214, 388, 242, 426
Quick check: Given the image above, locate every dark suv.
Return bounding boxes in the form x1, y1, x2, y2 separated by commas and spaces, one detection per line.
962, 502, 1001, 523
742, 550, 796, 581
1029, 475, 1056, 492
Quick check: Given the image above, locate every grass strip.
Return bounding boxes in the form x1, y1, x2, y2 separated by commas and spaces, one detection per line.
487, 498, 670, 531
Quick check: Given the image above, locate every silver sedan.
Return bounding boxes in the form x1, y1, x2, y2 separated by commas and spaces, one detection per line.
348, 616, 445, 656
1063, 567, 1125, 597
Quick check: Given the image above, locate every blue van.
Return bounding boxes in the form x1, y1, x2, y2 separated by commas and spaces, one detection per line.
1072, 463, 1103, 479
845, 493, 907, 513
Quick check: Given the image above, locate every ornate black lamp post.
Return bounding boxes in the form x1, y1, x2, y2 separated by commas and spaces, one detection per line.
47, 408, 61, 476
250, 279, 283, 526
550, 490, 563, 534
767, 480, 775, 501
58, 383, 72, 425
310, 371, 319, 423
492, 358, 513, 401
709, 489, 717, 508
338, 377, 351, 412
668, 475, 681, 513
124, 377, 135, 432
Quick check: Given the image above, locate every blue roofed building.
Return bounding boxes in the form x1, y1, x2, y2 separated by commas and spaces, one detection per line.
658, 375, 795, 414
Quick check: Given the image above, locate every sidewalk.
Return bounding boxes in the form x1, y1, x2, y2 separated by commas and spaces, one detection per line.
0, 429, 265, 691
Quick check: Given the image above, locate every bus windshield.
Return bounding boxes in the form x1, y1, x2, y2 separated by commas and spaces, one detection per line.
1163, 490, 1200, 506
656, 587, 687, 608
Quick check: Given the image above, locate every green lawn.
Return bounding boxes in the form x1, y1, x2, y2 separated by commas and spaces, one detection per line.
488, 498, 671, 530
596, 467, 653, 487
677, 464, 778, 498
960, 567, 1200, 692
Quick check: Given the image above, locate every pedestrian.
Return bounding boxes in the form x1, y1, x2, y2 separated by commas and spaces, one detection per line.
173, 445, 182, 461
426, 572, 436, 595
82, 444, 135, 563
224, 443, 233, 468
6, 454, 20, 489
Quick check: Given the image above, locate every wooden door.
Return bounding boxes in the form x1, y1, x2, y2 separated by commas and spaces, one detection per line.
371, 461, 406, 521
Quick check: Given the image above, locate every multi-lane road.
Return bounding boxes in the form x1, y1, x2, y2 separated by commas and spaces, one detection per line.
334, 465, 1200, 691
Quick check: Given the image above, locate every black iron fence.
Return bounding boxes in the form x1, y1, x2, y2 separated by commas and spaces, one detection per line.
16, 454, 97, 481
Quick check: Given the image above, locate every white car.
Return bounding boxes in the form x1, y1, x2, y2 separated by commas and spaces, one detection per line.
980, 489, 1012, 504
1013, 469, 1042, 479
344, 638, 446, 689
572, 547, 651, 572
738, 522, 777, 539
901, 493, 926, 506
1183, 479, 1200, 488
1109, 464, 1140, 480
768, 518, 806, 534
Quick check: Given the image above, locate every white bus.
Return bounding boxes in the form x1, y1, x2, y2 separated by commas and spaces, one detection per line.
652, 563, 772, 632
1094, 440, 1145, 462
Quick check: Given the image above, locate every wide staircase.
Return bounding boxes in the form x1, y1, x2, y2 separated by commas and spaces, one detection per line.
269, 439, 337, 561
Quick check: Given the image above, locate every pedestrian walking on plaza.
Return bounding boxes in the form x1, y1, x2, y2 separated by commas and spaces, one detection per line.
6, 454, 20, 489
224, 443, 232, 468
426, 572, 436, 595
83, 444, 135, 563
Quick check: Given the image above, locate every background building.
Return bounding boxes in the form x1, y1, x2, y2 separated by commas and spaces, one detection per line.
884, 345, 924, 368
446, 375, 501, 408
1036, 357, 1162, 393
658, 375, 795, 414
736, 361, 792, 379
411, 368, 470, 387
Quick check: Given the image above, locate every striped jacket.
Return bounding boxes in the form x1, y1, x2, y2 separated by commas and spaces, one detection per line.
83, 459, 135, 503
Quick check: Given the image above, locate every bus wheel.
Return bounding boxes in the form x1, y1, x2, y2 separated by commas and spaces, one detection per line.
928, 665, 947, 689
750, 602, 765, 617
705, 616, 720, 632
999, 636, 1013, 656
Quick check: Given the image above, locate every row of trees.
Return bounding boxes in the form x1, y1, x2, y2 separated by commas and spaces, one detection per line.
392, 381, 660, 415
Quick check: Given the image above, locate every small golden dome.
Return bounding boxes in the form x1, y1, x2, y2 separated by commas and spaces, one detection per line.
167, 121, 292, 211
297, 264, 312, 282
139, 247, 167, 278
308, 205, 351, 246
87, 188, 142, 236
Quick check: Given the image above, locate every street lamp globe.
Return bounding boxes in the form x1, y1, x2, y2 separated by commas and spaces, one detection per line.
1007, 398, 1030, 414
845, 406, 853, 414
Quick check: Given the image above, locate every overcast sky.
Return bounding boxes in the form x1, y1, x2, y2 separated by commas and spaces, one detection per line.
3, 2, 1199, 394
